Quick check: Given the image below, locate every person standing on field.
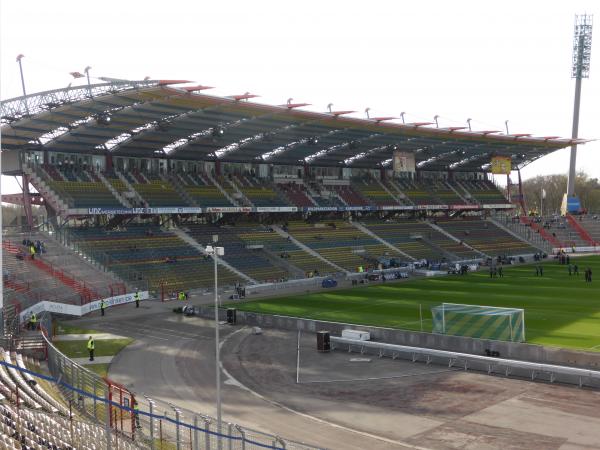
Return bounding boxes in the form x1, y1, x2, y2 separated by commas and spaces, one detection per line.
87, 336, 95, 361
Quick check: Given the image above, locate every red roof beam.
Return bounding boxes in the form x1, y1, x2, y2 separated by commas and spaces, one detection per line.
331, 110, 356, 117
231, 93, 260, 101
158, 80, 192, 85
182, 85, 214, 92
478, 130, 502, 135
372, 116, 396, 123
279, 102, 311, 109
443, 127, 468, 133
406, 122, 434, 128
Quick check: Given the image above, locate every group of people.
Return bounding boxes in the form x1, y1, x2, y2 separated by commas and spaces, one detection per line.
489, 265, 504, 278
20, 238, 46, 260
234, 283, 246, 298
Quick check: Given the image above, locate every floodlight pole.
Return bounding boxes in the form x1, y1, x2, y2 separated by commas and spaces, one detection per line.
209, 235, 223, 449
16, 54, 29, 116
567, 14, 593, 198
84, 66, 92, 98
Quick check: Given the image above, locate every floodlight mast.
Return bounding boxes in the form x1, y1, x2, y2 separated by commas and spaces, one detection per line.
566, 14, 593, 199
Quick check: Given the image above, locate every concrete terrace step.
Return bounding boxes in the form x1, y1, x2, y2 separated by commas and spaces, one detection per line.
53, 333, 127, 341
73, 356, 114, 365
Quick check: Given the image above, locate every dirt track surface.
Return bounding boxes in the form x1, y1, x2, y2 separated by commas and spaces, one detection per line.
69, 302, 600, 450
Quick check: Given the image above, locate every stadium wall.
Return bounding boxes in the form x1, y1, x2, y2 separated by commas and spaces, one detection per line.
203, 308, 600, 370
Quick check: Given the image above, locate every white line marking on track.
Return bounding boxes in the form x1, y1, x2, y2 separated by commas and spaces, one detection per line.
219, 328, 432, 450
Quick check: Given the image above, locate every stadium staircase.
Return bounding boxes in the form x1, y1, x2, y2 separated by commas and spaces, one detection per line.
97, 172, 131, 207
116, 170, 147, 207
260, 247, 306, 278
520, 216, 563, 248
167, 173, 198, 207
375, 178, 403, 204
538, 216, 588, 248
351, 221, 415, 260
445, 181, 470, 204
22, 166, 69, 214
2, 236, 112, 306
426, 221, 489, 258
487, 217, 548, 252
565, 214, 599, 246
417, 236, 457, 261
437, 219, 537, 257
206, 172, 238, 206
270, 225, 348, 274
171, 227, 256, 284
577, 216, 600, 244
221, 176, 249, 207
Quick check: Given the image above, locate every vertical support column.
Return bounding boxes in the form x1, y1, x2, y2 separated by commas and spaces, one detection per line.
193, 415, 199, 450
175, 408, 181, 450
22, 174, 34, 230
148, 399, 155, 450
215, 160, 221, 176
517, 168, 527, 215
105, 154, 113, 171
105, 388, 112, 450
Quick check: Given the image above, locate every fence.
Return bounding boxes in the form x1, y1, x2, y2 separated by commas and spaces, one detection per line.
40, 331, 322, 450
330, 336, 600, 388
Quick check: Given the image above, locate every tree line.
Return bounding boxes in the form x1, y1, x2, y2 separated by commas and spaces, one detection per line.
520, 172, 600, 214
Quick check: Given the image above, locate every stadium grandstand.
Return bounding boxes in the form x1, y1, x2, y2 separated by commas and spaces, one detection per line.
2, 79, 599, 450
0, 78, 591, 297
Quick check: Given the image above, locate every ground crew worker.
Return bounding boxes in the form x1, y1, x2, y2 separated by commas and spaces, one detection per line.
29, 313, 37, 331
178, 291, 185, 301
87, 336, 95, 361
29, 245, 36, 260
100, 299, 107, 316
134, 290, 140, 308
133, 400, 141, 429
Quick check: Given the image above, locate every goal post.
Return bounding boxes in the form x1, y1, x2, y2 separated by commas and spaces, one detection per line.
432, 303, 525, 342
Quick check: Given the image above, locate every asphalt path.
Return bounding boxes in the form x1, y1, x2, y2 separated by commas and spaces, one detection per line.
69, 301, 418, 450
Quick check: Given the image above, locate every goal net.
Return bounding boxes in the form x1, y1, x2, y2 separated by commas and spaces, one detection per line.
431, 303, 525, 342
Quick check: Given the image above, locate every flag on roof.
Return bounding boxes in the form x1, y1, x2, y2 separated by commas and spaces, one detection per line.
70, 72, 84, 79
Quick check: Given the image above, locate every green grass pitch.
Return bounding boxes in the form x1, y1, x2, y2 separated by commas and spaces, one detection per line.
235, 255, 600, 351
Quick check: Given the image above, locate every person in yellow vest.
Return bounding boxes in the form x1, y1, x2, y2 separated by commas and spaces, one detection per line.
100, 299, 107, 316
178, 291, 186, 301
29, 245, 36, 260
134, 290, 140, 308
29, 313, 37, 331
87, 336, 95, 361
133, 400, 141, 429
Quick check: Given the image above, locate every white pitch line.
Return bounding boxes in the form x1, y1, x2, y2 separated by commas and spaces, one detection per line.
300, 368, 461, 384
219, 328, 432, 450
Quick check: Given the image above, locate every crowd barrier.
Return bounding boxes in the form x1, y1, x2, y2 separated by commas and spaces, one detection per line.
37, 332, 321, 450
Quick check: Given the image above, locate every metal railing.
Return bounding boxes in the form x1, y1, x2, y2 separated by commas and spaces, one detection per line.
331, 336, 600, 388
41, 332, 322, 450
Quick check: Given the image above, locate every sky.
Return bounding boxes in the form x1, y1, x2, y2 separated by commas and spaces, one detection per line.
1, 0, 598, 195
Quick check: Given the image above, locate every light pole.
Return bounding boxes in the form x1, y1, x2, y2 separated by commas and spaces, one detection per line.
205, 235, 224, 448
16, 54, 29, 116
84, 66, 92, 98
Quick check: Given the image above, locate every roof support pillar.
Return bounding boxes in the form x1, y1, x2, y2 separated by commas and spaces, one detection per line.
43, 148, 49, 166
215, 160, 221, 176
105, 154, 113, 171
22, 174, 34, 230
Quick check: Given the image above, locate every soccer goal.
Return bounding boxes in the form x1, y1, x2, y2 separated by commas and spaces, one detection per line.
431, 303, 525, 342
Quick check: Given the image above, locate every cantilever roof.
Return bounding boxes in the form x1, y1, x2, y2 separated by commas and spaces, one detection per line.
0, 80, 584, 171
